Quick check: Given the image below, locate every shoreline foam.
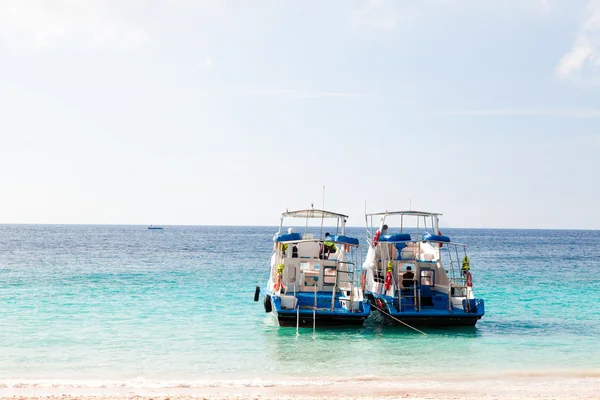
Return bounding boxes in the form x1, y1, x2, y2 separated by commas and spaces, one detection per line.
2, 375, 600, 400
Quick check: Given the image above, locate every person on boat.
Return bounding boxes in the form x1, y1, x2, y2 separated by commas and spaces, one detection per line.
402, 266, 414, 288
320, 232, 337, 259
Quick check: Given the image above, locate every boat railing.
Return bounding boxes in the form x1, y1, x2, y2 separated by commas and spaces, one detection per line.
374, 239, 466, 261
437, 243, 470, 286
377, 239, 468, 283
374, 238, 467, 245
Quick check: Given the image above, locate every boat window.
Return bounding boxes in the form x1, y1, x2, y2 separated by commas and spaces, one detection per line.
300, 262, 311, 271
323, 267, 336, 285
302, 270, 319, 287
420, 269, 434, 286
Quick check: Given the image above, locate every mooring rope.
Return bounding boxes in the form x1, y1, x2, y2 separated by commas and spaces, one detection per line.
370, 301, 428, 336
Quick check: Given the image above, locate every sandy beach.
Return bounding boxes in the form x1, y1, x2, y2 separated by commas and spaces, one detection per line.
3, 376, 600, 400
1, 392, 600, 400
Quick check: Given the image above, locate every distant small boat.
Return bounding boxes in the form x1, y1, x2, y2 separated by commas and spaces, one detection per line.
148, 225, 163, 230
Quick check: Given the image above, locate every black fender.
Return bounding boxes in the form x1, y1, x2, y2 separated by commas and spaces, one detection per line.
264, 294, 272, 313
253, 286, 260, 302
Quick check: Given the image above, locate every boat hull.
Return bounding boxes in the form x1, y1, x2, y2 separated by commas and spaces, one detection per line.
270, 295, 371, 327
367, 294, 485, 327
273, 307, 369, 327
370, 308, 482, 327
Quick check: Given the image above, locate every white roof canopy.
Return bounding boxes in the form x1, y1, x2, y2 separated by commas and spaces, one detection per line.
366, 210, 442, 217
282, 209, 348, 219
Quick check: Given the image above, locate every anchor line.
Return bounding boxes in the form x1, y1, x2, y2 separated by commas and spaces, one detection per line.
371, 302, 428, 336
256, 251, 277, 299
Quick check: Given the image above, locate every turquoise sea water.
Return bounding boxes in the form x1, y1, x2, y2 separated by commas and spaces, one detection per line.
1, 225, 599, 388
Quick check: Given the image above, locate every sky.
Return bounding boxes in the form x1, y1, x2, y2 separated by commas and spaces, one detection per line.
0, 0, 599, 229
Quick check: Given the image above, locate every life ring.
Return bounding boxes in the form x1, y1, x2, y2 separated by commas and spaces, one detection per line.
438, 230, 443, 248
465, 271, 472, 287
384, 261, 393, 291
372, 230, 381, 247
384, 271, 392, 291
360, 272, 366, 291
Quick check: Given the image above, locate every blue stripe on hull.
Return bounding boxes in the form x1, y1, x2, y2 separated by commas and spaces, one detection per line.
368, 293, 485, 327
271, 295, 371, 327
372, 309, 482, 327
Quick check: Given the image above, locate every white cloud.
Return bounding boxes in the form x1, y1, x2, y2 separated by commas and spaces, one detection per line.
0, 0, 149, 47
243, 90, 370, 99
351, 0, 398, 31
319, 92, 370, 98
441, 109, 600, 117
198, 56, 214, 71
350, 0, 557, 32
526, 0, 551, 14
556, 0, 600, 83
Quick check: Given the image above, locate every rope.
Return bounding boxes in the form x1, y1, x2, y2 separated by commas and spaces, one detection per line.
255, 250, 276, 299
370, 301, 428, 336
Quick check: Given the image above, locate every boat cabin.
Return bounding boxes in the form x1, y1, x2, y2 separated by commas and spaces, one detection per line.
269, 209, 364, 315
364, 211, 482, 318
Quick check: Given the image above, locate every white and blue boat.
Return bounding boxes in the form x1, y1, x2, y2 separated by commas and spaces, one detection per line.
257, 208, 371, 327
362, 210, 484, 327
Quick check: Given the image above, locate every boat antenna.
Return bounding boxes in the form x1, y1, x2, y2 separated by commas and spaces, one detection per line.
322, 185, 325, 210
409, 198, 412, 211
364, 200, 369, 238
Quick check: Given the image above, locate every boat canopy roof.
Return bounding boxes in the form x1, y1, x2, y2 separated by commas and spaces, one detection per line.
274, 234, 359, 246
282, 209, 348, 219
366, 210, 442, 217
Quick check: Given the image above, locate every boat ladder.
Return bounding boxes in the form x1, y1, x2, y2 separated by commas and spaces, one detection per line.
396, 270, 418, 312
331, 261, 356, 311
